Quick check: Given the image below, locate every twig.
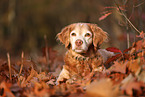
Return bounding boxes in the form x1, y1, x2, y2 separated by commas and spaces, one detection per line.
114, 1, 141, 34
127, 33, 130, 48
19, 51, 24, 76
128, 3, 134, 20
44, 35, 50, 71
7, 53, 12, 81
133, 1, 145, 8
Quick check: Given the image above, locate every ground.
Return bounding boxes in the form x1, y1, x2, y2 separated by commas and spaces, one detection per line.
0, 32, 145, 97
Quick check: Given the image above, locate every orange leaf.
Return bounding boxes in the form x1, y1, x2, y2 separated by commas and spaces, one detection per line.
109, 61, 127, 74
99, 12, 112, 21
0, 82, 15, 97
133, 40, 143, 52
86, 78, 119, 97
136, 31, 145, 38
122, 81, 145, 96
127, 59, 141, 74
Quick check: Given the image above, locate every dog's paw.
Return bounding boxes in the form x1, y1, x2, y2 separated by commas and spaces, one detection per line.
56, 67, 70, 84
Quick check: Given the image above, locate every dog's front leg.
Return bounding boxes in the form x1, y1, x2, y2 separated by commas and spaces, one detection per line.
56, 65, 70, 84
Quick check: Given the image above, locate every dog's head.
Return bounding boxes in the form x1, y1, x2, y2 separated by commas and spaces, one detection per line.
57, 23, 108, 53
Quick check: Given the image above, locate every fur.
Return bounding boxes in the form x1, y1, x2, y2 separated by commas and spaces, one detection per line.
57, 23, 113, 84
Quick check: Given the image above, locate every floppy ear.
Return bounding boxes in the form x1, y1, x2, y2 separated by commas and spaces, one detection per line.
88, 23, 108, 49
57, 24, 75, 48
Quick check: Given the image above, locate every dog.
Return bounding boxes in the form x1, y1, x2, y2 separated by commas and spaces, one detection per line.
56, 23, 114, 84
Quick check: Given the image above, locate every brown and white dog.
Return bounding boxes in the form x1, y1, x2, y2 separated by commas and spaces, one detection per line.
57, 23, 114, 84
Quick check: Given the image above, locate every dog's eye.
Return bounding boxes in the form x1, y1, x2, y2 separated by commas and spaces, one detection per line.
71, 33, 76, 36
85, 33, 91, 37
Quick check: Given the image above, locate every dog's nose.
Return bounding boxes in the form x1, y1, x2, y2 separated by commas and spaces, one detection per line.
75, 39, 83, 46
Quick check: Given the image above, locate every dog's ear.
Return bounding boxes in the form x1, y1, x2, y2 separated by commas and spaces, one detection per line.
57, 24, 75, 48
88, 23, 108, 49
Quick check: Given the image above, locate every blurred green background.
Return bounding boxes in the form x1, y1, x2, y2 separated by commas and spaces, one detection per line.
0, 0, 145, 56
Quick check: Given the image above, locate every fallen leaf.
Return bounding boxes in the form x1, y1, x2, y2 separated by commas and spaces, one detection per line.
86, 78, 119, 97
25, 69, 38, 82
47, 79, 55, 85
0, 81, 15, 97
122, 81, 145, 96
109, 61, 127, 74
137, 70, 145, 83
34, 82, 49, 97
127, 59, 141, 75
133, 40, 143, 52
37, 72, 50, 81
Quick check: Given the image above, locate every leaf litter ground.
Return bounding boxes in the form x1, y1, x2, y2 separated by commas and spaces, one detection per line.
0, 33, 145, 97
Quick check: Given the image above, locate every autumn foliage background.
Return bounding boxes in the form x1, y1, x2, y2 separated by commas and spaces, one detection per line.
0, 0, 145, 97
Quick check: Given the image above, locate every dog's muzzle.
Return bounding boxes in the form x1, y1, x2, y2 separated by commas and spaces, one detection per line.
75, 39, 83, 47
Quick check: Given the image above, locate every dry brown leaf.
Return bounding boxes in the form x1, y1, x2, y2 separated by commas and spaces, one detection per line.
47, 79, 55, 85
109, 61, 127, 74
86, 78, 119, 97
25, 69, 38, 82
127, 59, 141, 75
18, 76, 26, 87
34, 82, 50, 96
0, 81, 15, 97
37, 72, 50, 81
137, 70, 145, 82
122, 81, 145, 96
133, 40, 143, 52
121, 74, 134, 85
